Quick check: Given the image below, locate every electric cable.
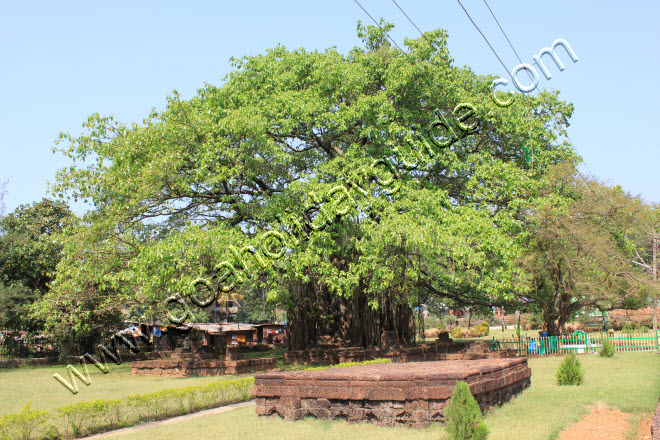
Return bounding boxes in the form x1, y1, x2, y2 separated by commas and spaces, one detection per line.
479, 0, 606, 191
353, 0, 408, 54
458, 0, 609, 208
482, 0, 526, 68
390, 0, 437, 50
481, 0, 535, 167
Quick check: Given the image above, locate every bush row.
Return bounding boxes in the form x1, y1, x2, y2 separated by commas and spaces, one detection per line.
0, 359, 393, 440
449, 322, 490, 338
0, 376, 254, 440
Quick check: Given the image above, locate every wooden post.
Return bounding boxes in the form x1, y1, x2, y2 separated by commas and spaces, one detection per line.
653, 237, 658, 333
501, 306, 505, 332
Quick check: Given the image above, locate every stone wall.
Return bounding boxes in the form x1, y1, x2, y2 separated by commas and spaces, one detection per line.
0, 357, 58, 368
131, 357, 276, 377
283, 341, 516, 365
255, 358, 531, 427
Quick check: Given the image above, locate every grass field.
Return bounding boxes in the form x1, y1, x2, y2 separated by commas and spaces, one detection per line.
0, 363, 243, 415
98, 352, 660, 440
479, 327, 542, 340
423, 327, 542, 345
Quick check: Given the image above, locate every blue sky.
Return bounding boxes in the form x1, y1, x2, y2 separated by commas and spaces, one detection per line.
1, 0, 658, 215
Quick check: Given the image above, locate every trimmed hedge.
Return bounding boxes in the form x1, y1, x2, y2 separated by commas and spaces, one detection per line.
0, 376, 254, 439
0, 402, 51, 440
450, 323, 489, 339
0, 359, 392, 439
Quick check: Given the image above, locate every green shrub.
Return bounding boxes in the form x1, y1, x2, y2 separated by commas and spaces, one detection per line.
444, 381, 488, 440
556, 353, 583, 386
637, 325, 649, 333
526, 314, 543, 330
58, 399, 114, 437
450, 327, 464, 339
1, 376, 256, 440
599, 339, 615, 358
0, 402, 50, 440
442, 314, 458, 329
472, 323, 489, 337
621, 322, 634, 333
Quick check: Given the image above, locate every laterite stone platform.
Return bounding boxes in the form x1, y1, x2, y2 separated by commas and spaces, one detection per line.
254, 358, 531, 427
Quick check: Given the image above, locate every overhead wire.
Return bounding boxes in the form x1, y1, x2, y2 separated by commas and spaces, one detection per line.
458, 0, 610, 208
353, 0, 408, 54
390, 0, 437, 51
481, 0, 536, 167
357, 0, 607, 209
481, 0, 610, 208
481, 0, 536, 166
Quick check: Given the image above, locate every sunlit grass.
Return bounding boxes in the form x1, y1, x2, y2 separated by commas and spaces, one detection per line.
104, 352, 659, 440
0, 363, 243, 415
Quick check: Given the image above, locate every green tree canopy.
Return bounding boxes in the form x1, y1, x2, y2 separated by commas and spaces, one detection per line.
516, 164, 658, 335
0, 198, 75, 332
38, 22, 577, 349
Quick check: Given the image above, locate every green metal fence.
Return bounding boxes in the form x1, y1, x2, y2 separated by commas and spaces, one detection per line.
492, 330, 660, 356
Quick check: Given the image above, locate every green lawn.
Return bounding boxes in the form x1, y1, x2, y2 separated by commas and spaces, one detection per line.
485, 352, 660, 440
0, 363, 243, 415
479, 327, 542, 340
103, 352, 660, 440
424, 327, 542, 345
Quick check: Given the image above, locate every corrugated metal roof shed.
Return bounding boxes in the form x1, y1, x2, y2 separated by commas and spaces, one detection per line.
191, 323, 255, 334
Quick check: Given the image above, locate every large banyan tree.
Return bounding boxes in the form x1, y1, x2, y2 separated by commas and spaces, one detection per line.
37, 22, 577, 350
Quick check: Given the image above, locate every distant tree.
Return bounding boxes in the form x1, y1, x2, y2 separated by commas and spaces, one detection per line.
516, 165, 657, 335
0, 179, 7, 216
236, 286, 275, 324
0, 198, 75, 332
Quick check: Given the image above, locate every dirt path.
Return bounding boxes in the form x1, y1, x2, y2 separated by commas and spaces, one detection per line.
557, 404, 653, 440
634, 416, 652, 440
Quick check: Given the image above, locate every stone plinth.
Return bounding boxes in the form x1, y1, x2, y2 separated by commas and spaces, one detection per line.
131, 357, 276, 377
652, 395, 660, 440
282, 341, 517, 366
254, 358, 531, 427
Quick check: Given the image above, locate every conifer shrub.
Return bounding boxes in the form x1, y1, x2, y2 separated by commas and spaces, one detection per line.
444, 381, 489, 440
621, 322, 634, 333
599, 339, 615, 358
556, 353, 583, 385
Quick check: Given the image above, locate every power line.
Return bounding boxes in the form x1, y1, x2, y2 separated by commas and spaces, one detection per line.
480, 0, 536, 166
455, 0, 539, 168
361, 0, 608, 209
482, 0, 525, 66
353, 0, 407, 54
455, 0, 518, 87
470, 0, 610, 208
390, 0, 436, 50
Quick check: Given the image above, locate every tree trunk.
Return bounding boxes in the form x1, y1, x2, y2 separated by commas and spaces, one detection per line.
543, 308, 561, 336
467, 307, 472, 329
285, 278, 414, 350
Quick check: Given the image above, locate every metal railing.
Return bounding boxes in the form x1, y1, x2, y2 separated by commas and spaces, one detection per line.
0, 336, 60, 360
492, 330, 660, 356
